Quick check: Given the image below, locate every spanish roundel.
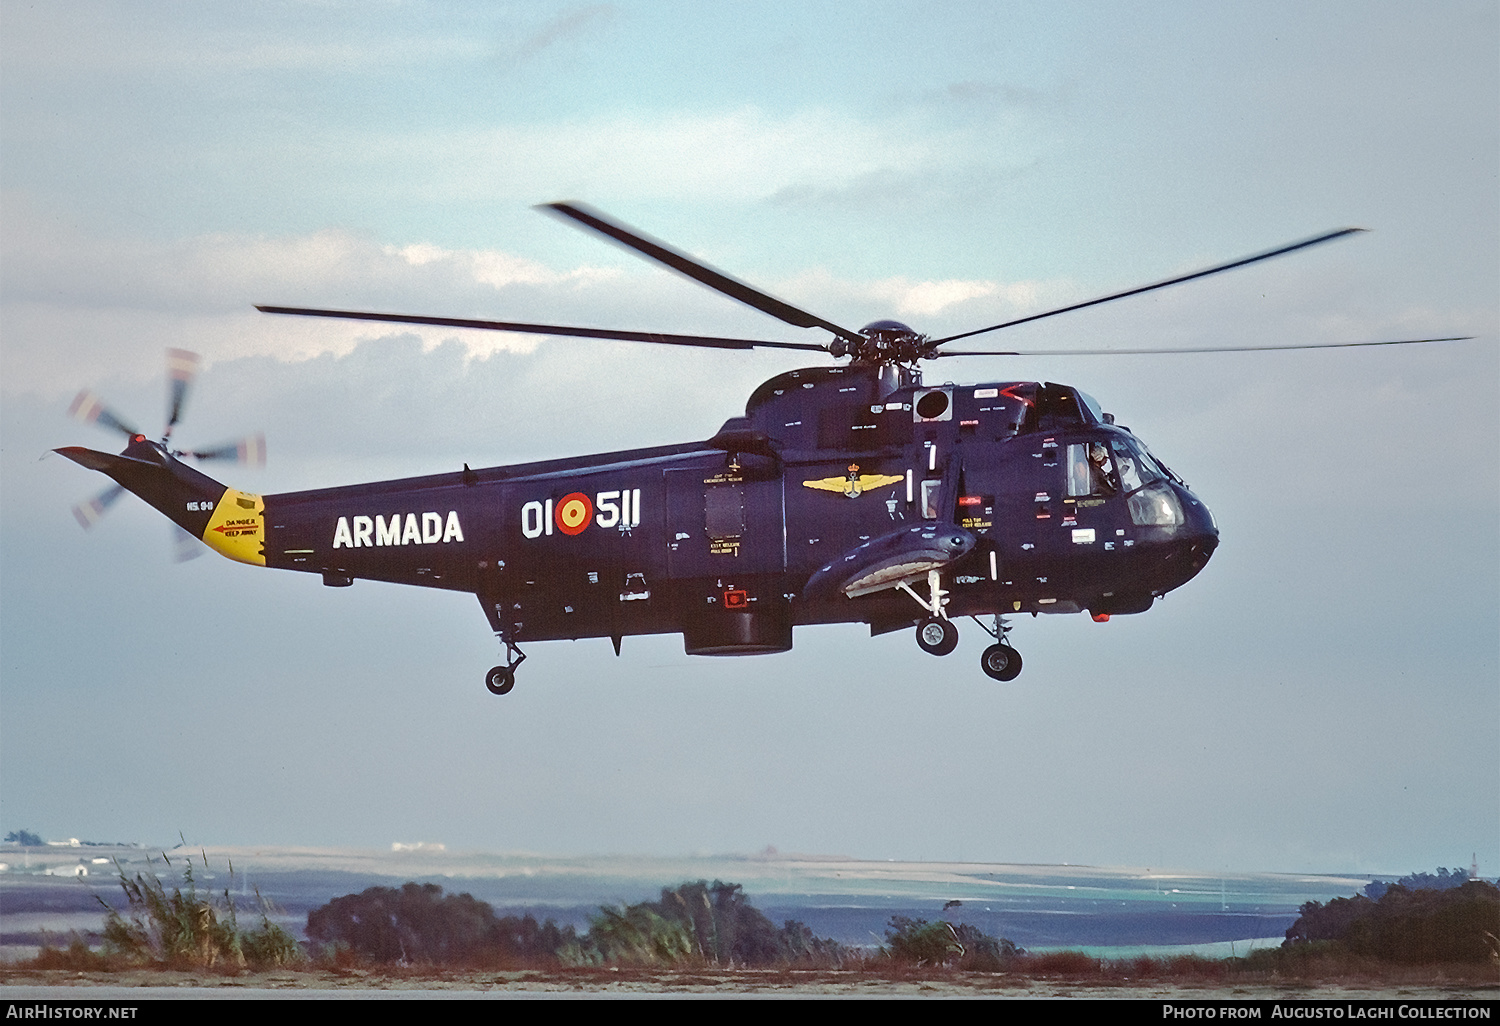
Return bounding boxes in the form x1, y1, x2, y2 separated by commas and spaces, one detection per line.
555, 492, 593, 535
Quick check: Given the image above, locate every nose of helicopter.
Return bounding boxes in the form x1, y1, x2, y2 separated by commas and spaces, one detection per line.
1168, 484, 1219, 588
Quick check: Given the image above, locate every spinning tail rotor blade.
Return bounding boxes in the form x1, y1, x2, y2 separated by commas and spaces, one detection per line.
930, 228, 1367, 348
179, 432, 266, 466
539, 201, 860, 342
69, 391, 140, 439
173, 525, 206, 562
71, 483, 127, 530
165, 349, 201, 441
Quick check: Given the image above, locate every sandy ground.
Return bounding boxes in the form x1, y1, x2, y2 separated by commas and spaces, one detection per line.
4, 966, 1497, 999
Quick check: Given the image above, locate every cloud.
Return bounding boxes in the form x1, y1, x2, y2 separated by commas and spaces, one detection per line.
0, 4, 490, 75
0, 202, 823, 393
776, 267, 1056, 331
379, 108, 941, 205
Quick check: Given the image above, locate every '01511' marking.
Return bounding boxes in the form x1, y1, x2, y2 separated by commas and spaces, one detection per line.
522, 489, 641, 539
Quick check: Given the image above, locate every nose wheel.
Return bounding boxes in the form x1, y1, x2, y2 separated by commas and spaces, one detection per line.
901, 569, 959, 656
915, 617, 959, 656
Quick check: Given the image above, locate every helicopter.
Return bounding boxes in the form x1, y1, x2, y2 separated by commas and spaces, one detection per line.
55, 203, 1467, 694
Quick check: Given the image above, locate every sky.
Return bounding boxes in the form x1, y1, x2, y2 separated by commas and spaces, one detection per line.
1, 1, 1495, 877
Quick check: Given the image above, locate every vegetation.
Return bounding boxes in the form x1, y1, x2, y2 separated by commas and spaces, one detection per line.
1364, 867, 1474, 901
566, 879, 850, 967
1286, 873, 1499, 964
304, 879, 849, 968
95, 851, 302, 969
306, 882, 577, 966
882, 915, 1023, 970
19, 866, 1495, 985
3, 829, 44, 847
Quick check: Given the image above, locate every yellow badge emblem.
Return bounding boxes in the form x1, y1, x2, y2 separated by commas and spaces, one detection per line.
802, 464, 904, 499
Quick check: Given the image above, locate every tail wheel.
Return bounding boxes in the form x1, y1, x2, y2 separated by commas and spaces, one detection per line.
980, 643, 1023, 682
915, 617, 958, 656
485, 666, 515, 696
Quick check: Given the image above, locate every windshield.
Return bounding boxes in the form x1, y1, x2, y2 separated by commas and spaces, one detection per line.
1110, 438, 1164, 492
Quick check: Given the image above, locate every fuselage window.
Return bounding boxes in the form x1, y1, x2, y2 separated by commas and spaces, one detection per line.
921, 479, 942, 519
1067, 441, 1119, 497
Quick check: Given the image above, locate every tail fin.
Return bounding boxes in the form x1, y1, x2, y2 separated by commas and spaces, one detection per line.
55, 442, 266, 566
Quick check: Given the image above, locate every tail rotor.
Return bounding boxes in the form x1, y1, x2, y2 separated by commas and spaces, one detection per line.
65, 350, 266, 547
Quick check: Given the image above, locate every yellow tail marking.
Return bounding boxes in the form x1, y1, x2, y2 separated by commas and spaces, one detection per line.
201, 489, 266, 566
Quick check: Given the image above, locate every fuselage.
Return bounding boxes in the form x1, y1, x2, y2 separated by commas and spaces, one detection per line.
250, 364, 1219, 654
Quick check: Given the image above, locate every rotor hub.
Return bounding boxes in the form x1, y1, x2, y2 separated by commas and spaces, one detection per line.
831, 320, 932, 366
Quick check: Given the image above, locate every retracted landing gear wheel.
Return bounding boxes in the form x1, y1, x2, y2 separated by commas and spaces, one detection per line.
485, 665, 515, 696
980, 643, 1022, 681
915, 617, 958, 656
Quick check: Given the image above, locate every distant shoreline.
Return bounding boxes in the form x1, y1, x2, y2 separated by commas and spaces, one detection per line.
1, 843, 1376, 958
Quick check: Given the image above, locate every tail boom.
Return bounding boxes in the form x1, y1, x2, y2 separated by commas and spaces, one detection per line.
55, 444, 266, 566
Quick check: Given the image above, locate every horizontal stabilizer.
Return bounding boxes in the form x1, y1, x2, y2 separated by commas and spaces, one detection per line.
55, 445, 156, 476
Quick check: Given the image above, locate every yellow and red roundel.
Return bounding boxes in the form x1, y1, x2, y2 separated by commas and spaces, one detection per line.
554, 492, 593, 535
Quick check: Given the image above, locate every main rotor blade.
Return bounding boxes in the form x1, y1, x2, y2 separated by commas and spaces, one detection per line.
164, 348, 201, 441
255, 306, 829, 353
932, 335, 1474, 357
68, 391, 139, 438
179, 432, 267, 466
930, 228, 1366, 348
540, 201, 861, 341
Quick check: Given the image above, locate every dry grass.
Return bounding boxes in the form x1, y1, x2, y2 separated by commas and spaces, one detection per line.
5, 947, 1497, 998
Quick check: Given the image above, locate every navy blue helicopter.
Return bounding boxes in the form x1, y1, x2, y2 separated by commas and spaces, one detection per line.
57, 204, 1463, 693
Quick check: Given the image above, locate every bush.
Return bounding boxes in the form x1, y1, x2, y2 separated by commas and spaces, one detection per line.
99, 852, 302, 970
305, 882, 575, 967
1019, 949, 1101, 976
1364, 867, 1473, 901
777, 918, 852, 968
30, 936, 113, 971
883, 916, 1023, 970
304, 878, 846, 970
1285, 878, 1499, 964
571, 880, 848, 967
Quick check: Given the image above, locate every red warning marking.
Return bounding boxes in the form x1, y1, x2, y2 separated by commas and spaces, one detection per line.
1000, 384, 1035, 407
555, 492, 593, 535
723, 589, 749, 609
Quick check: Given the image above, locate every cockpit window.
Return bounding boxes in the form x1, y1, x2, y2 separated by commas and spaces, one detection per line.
1067, 436, 1174, 497
1110, 438, 1164, 492
1066, 441, 1118, 496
